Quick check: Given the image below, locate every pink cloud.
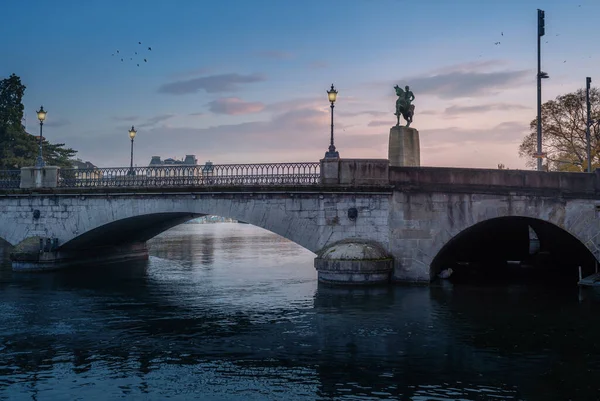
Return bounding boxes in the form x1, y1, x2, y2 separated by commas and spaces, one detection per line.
207, 98, 266, 115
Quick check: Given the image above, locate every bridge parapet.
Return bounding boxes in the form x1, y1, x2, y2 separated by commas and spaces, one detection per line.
320, 158, 389, 186
391, 166, 600, 196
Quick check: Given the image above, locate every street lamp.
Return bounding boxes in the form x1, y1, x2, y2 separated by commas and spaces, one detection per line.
324, 84, 339, 159
35, 106, 47, 167
128, 126, 137, 175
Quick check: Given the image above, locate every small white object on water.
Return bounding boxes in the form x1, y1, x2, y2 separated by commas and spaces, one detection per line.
438, 268, 453, 279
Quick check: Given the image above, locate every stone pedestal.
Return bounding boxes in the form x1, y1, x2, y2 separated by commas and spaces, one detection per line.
388, 126, 420, 167
20, 166, 59, 189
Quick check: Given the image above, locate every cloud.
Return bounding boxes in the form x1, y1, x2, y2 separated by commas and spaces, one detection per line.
421, 121, 528, 148
428, 59, 509, 75
44, 118, 70, 128
309, 61, 328, 69
367, 120, 393, 127
207, 98, 265, 115
70, 99, 387, 167
444, 103, 530, 115
377, 60, 530, 100
420, 110, 439, 115
256, 50, 294, 60
403, 70, 530, 99
265, 97, 327, 114
339, 110, 388, 117
158, 73, 266, 95
113, 115, 139, 122
136, 114, 175, 128
170, 67, 213, 79
188, 112, 206, 117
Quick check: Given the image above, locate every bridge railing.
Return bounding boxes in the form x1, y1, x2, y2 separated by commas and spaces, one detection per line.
56, 162, 321, 188
0, 170, 21, 189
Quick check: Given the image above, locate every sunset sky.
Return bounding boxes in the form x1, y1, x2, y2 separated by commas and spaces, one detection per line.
2, 0, 599, 169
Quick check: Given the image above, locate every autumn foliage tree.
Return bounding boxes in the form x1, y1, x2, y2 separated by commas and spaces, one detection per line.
0, 74, 76, 169
519, 87, 600, 171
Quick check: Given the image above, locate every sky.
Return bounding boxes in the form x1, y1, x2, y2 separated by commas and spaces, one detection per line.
1, 0, 599, 169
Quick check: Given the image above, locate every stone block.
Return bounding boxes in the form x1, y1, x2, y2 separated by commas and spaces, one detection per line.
338, 159, 389, 186
389, 126, 420, 167
320, 158, 339, 185
20, 166, 59, 189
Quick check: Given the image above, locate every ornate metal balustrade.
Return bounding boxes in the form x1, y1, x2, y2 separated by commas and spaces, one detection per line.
57, 162, 321, 188
0, 170, 21, 189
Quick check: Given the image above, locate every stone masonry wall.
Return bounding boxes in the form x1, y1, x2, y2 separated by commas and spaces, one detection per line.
2, 187, 600, 283
389, 191, 600, 282
0, 192, 390, 255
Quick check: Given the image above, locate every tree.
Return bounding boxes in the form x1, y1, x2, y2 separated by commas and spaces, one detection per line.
519, 87, 600, 172
0, 74, 77, 169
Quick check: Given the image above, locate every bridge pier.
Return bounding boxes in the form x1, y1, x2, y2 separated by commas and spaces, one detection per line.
10, 239, 148, 272
314, 240, 393, 285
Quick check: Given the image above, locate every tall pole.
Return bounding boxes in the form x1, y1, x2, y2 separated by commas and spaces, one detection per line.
36, 120, 45, 167
129, 137, 134, 174
329, 103, 335, 152
536, 9, 545, 171
586, 77, 592, 172
325, 84, 339, 158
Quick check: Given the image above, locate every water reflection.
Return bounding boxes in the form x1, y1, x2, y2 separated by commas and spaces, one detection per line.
0, 224, 599, 400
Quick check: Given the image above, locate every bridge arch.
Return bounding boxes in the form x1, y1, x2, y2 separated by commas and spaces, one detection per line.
60, 212, 202, 249
55, 195, 323, 254
430, 216, 598, 283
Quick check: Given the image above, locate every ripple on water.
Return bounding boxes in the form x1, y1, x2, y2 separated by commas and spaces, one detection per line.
1, 225, 600, 400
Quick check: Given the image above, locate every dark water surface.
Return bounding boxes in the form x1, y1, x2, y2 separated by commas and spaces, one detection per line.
1, 224, 599, 400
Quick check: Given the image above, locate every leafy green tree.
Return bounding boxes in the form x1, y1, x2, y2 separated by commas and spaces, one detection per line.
519, 87, 600, 172
0, 74, 76, 169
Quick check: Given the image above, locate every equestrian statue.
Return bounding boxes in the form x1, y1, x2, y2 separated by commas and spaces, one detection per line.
394, 85, 415, 127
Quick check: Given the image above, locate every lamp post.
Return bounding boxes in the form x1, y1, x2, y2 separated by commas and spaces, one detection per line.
324, 84, 339, 159
35, 106, 47, 167
128, 126, 137, 175
586, 77, 592, 172
535, 9, 549, 171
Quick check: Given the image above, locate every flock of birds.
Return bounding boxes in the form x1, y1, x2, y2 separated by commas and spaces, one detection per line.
112, 5, 589, 70
112, 41, 152, 67
482, 4, 589, 65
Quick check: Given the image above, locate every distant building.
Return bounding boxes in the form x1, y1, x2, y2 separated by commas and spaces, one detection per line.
149, 155, 197, 167
147, 155, 201, 179
67, 159, 102, 183
71, 159, 98, 169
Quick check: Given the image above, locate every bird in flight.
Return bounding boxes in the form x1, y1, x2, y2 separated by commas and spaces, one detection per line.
139, 41, 142, 44
148, 47, 152, 51
144, 58, 147, 62
494, 42, 501, 45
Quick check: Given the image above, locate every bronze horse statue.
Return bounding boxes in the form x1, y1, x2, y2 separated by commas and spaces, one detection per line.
394, 85, 415, 127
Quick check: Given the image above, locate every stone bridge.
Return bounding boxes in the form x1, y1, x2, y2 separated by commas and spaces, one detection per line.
1, 159, 600, 285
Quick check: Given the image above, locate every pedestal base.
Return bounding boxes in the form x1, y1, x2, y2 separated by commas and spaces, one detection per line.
314, 240, 393, 286
389, 126, 420, 167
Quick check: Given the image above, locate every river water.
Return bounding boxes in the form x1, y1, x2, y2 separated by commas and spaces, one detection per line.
1, 223, 599, 400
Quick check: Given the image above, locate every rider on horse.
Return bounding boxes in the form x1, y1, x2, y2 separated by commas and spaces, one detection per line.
394, 85, 415, 127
